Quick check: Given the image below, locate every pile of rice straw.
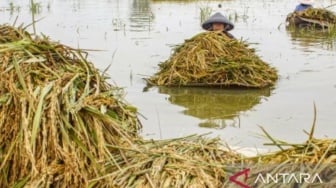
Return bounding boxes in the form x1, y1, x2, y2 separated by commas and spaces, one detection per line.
241, 120, 336, 187
2, 24, 335, 188
0, 25, 244, 187
147, 32, 278, 88
298, 8, 336, 24
287, 8, 336, 29
108, 135, 242, 187
0, 24, 141, 187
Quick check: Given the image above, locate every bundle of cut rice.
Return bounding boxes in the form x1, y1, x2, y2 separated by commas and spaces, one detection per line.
147, 32, 278, 88
0, 24, 140, 187
286, 8, 336, 29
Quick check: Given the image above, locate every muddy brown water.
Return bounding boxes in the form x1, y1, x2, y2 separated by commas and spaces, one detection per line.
1, 0, 335, 150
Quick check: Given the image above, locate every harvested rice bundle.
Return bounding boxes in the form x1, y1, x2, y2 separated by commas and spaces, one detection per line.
248, 121, 336, 164
286, 8, 336, 29
242, 124, 336, 187
0, 25, 31, 43
249, 138, 336, 164
147, 32, 278, 88
299, 8, 336, 23
0, 24, 140, 187
106, 135, 242, 188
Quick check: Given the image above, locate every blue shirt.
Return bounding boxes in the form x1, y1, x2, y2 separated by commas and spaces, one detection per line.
294, 4, 312, 12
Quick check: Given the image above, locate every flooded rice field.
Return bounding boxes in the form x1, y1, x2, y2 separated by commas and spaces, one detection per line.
1, 0, 335, 150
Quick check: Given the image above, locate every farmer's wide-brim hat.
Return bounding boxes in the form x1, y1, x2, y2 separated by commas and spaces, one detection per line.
202, 12, 234, 31
299, 0, 314, 5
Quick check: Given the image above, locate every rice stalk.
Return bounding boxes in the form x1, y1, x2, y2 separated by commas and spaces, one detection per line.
101, 135, 243, 188
286, 8, 336, 30
0, 24, 141, 187
4, 23, 336, 188
243, 117, 336, 187
147, 32, 278, 88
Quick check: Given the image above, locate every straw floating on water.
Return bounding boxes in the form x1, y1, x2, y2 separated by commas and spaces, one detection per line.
147, 32, 278, 88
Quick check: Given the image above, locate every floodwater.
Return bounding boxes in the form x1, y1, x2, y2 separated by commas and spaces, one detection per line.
1, 0, 335, 150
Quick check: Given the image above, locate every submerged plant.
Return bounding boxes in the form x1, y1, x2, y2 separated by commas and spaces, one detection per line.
200, 6, 212, 24
30, 1, 41, 14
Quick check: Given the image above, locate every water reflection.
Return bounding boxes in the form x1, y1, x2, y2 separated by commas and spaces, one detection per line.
129, 0, 153, 32
286, 27, 336, 51
158, 87, 272, 129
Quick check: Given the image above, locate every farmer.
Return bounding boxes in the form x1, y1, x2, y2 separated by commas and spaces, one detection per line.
294, 0, 314, 12
201, 12, 235, 39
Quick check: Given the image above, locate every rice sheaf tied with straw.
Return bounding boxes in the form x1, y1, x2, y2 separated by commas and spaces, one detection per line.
147, 32, 278, 88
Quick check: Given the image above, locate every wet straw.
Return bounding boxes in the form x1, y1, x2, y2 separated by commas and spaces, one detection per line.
147, 32, 278, 88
